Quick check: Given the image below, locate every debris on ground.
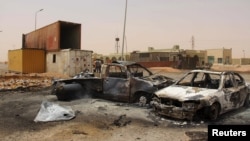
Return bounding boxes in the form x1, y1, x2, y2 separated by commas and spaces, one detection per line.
113, 114, 131, 127
0, 72, 70, 91
34, 101, 75, 122
185, 131, 208, 141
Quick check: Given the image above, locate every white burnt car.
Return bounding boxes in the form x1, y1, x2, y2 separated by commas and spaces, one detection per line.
151, 70, 250, 120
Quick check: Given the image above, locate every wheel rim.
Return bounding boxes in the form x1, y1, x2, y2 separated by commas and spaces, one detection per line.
138, 96, 147, 106
209, 103, 219, 120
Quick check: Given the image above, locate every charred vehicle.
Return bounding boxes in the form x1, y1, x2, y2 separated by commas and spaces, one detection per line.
151, 70, 250, 120
52, 61, 174, 105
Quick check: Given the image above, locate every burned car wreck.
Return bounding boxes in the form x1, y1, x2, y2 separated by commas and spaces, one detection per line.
52, 61, 175, 105
151, 70, 250, 120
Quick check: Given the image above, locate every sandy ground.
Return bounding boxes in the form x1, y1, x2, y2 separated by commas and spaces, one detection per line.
0, 88, 212, 141
0, 88, 209, 141
1, 85, 249, 141
1, 62, 250, 141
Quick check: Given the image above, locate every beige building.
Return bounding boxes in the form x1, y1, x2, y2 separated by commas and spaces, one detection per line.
93, 53, 130, 64
92, 47, 232, 69
129, 46, 208, 69
130, 46, 183, 62
183, 49, 207, 66
206, 48, 232, 64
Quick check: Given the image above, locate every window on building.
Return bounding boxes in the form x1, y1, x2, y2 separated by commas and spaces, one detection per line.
207, 56, 214, 64
173, 56, 176, 62
226, 56, 230, 64
139, 53, 150, 58
218, 58, 223, 63
160, 57, 169, 61
53, 54, 56, 63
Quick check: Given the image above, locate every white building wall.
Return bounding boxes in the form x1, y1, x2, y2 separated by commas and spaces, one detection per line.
46, 49, 93, 76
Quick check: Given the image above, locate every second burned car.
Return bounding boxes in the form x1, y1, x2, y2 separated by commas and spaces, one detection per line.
151, 70, 250, 120
52, 61, 175, 105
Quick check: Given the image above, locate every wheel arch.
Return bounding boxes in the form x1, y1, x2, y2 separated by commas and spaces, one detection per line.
131, 91, 153, 103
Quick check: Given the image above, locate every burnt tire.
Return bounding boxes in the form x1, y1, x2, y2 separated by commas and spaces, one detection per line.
51, 82, 63, 95
208, 103, 220, 120
55, 83, 84, 101
134, 93, 151, 107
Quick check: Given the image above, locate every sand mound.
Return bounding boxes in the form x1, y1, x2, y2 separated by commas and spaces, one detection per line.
149, 67, 182, 73
211, 65, 250, 73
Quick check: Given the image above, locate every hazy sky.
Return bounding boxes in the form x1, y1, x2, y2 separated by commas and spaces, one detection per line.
0, 0, 250, 61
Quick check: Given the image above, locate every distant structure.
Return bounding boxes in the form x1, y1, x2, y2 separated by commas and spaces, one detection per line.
191, 36, 195, 50
115, 37, 120, 54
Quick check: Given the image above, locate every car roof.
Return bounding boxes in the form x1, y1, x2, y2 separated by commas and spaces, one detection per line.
189, 69, 231, 75
111, 61, 138, 66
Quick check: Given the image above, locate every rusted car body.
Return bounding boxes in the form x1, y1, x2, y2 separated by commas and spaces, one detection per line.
151, 70, 250, 120
52, 61, 174, 104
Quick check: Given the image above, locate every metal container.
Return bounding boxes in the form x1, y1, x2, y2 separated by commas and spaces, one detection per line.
8, 48, 45, 73
23, 20, 81, 51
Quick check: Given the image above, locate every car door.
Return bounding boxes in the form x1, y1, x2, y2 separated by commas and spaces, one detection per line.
222, 72, 243, 111
103, 65, 130, 102
233, 72, 249, 107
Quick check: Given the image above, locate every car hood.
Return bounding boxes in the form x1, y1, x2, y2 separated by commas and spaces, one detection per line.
142, 74, 174, 84
154, 85, 218, 101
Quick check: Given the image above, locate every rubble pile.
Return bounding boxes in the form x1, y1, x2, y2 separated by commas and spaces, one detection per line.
0, 73, 70, 91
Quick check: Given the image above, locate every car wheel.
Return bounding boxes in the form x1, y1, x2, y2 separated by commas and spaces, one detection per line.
134, 93, 150, 107
56, 83, 84, 101
208, 103, 220, 120
139, 96, 147, 106
243, 93, 250, 107
51, 82, 63, 95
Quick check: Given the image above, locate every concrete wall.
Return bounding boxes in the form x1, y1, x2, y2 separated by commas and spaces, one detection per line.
232, 58, 250, 65
138, 61, 174, 68
46, 49, 93, 76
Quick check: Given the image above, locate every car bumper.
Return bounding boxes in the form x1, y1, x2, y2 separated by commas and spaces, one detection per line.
151, 101, 196, 120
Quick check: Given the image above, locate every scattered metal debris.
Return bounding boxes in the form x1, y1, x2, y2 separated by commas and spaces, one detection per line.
72, 130, 88, 135
34, 101, 75, 122
113, 114, 131, 127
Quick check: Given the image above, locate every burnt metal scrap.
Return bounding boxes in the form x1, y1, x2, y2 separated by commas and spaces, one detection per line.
151, 69, 250, 121
52, 61, 175, 104
113, 114, 131, 127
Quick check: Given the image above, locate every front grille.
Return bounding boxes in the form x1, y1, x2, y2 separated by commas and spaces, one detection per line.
161, 98, 182, 107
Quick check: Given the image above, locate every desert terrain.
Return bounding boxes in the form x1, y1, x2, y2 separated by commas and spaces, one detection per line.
0, 62, 250, 141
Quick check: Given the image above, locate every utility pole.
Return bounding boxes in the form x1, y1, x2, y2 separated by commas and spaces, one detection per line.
191, 36, 195, 50
121, 0, 127, 61
35, 9, 43, 30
